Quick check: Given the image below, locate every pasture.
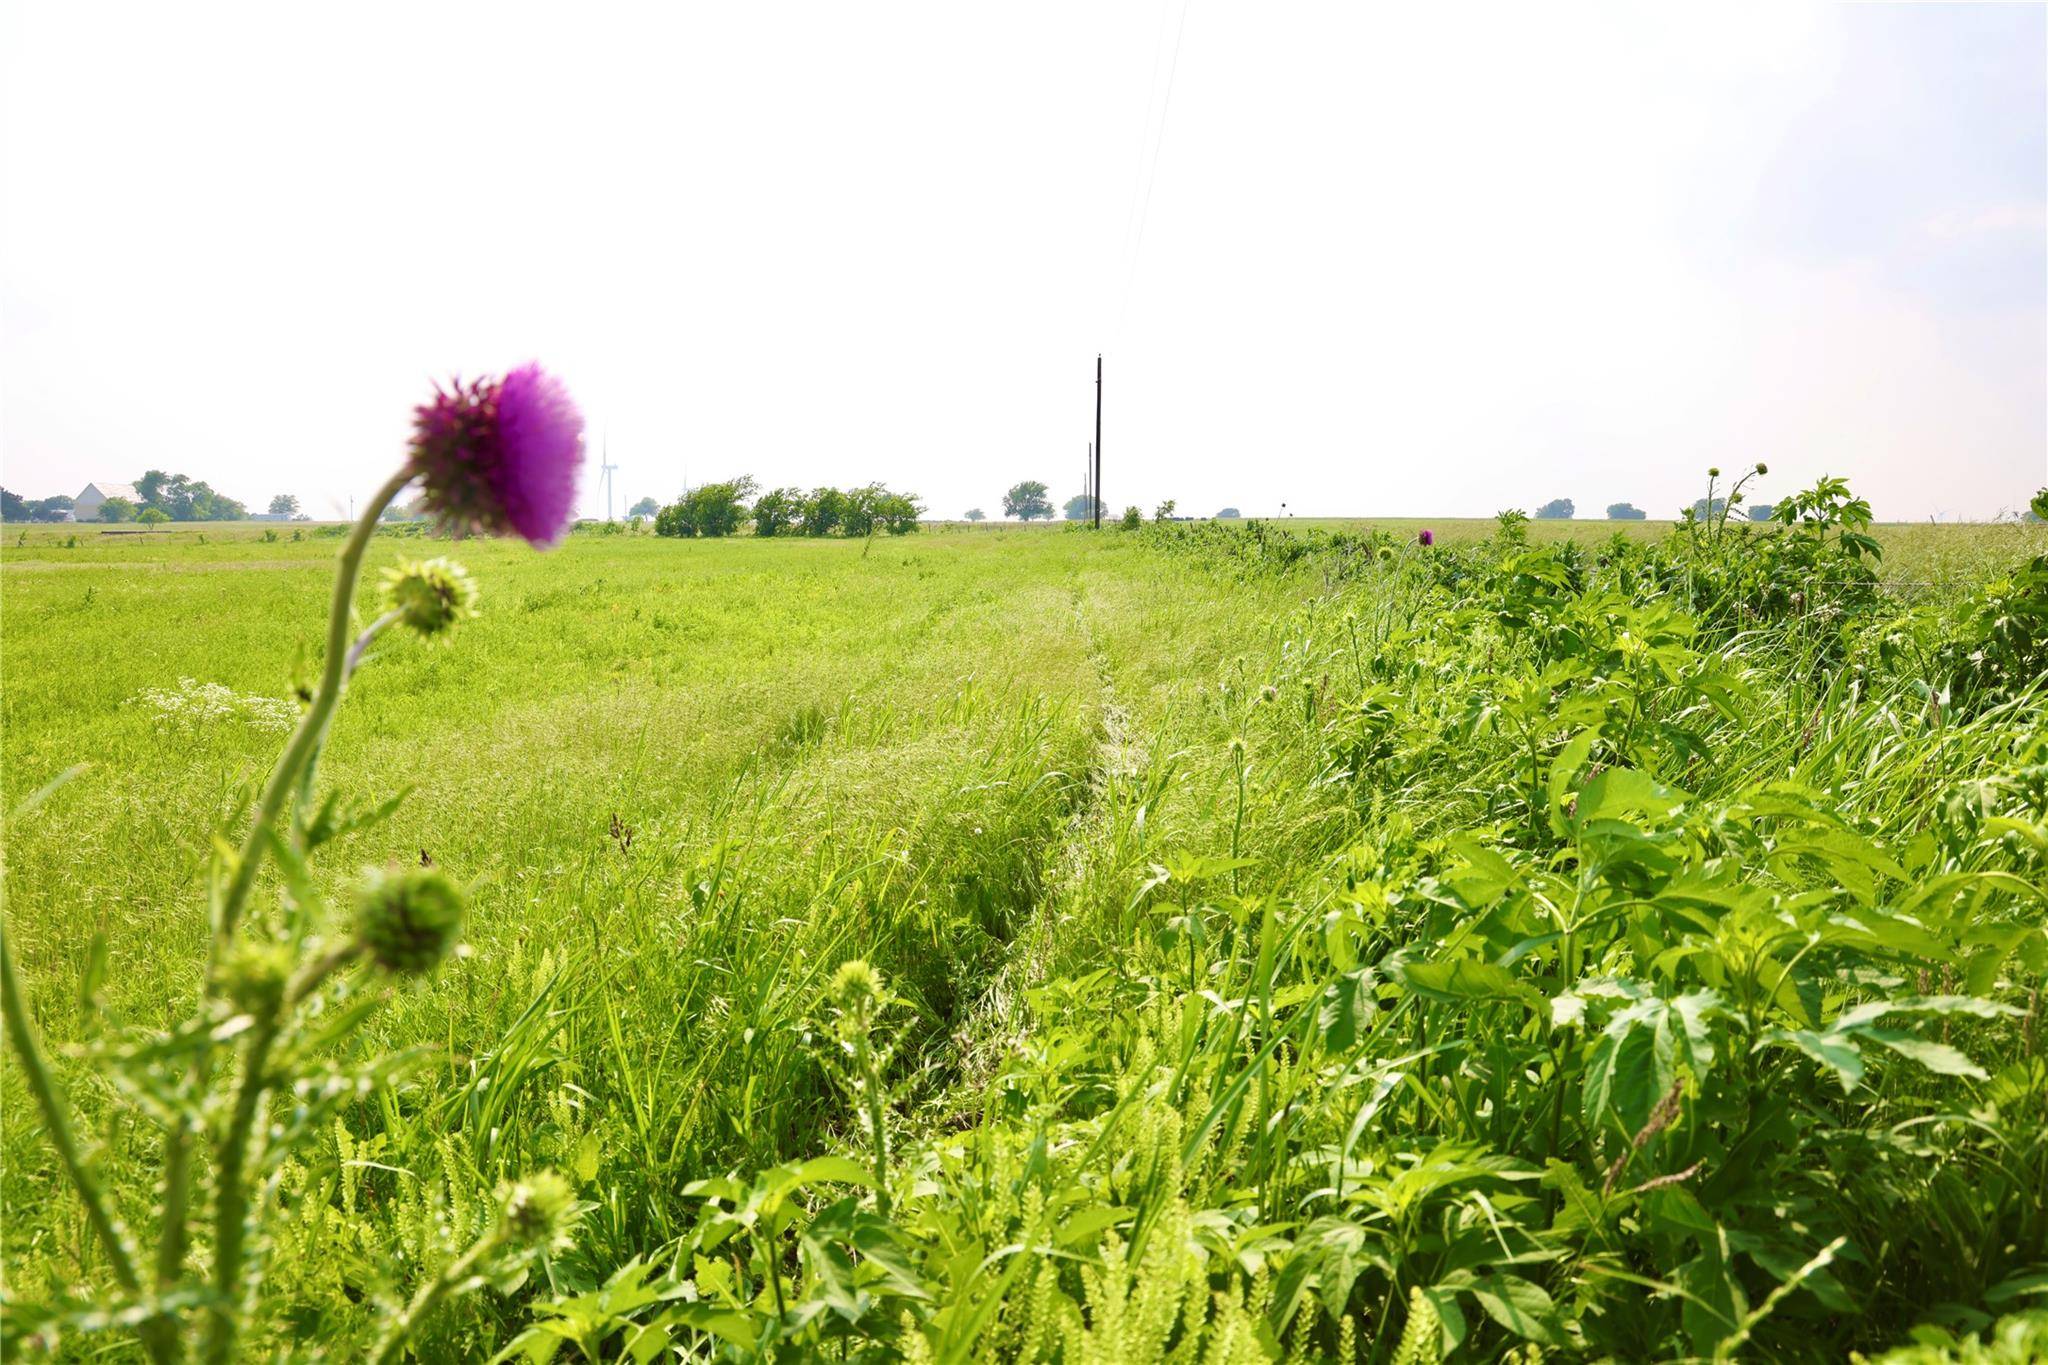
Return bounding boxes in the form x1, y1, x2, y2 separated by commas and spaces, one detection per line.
4, 506, 2047, 1361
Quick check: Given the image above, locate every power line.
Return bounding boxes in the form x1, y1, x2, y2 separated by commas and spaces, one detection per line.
1112, 0, 1177, 289
1114, 0, 1191, 344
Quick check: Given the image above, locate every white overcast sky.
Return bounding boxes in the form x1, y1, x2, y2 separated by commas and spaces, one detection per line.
3, 2, 2043, 520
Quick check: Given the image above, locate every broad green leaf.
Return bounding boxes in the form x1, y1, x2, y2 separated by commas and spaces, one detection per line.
675, 1304, 758, 1349
1542, 1159, 1605, 1234
789, 1155, 878, 1188
1669, 991, 1720, 1077
1583, 1023, 1663, 1133
1415, 1283, 1470, 1352
1321, 969, 1378, 1053
1575, 767, 1689, 828
1467, 1274, 1559, 1345
1548, 727, 1598, 839
1764, 1028, 1864, 1092
1399, 958, 1543, 1012
1549, 991, 1586, 1031
1053, 1205, 1133, 1248
623, 1315, 675, 1365
1866, 1030, 1987, 1081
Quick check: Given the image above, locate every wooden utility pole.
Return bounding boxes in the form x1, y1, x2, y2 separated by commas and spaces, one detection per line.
1093, 354, 1103, 529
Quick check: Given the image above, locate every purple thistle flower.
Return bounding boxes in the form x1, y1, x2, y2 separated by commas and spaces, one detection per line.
409, 363, 584, 546
1417, 528, 1435, 547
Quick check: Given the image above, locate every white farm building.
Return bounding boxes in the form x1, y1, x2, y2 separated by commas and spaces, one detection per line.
73, 481, 140, 522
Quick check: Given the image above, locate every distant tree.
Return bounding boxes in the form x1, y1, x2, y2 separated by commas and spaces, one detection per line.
136, 470, 172, 510
137, 506, 170, 528
1535, 498, 1575, 520
98, 496, 138, 523
628, 496, 660, 519
1119, 505, 1142, 530
839, 485, 884, 538
195, 484, 247, 520
964, 508, 986, 522
0, 488, 28, 521
1215, 507, 1241, 519
1605, 502, 1647, 521
267, 494, 300, 518
1063, 494, 1101, 521
1747, 502, 1776, 521
751, 487, 803, 536
874, 489, 924, 535
1003, 481, 1053, 521
1690, 497, 1728, 521
135, 470, 245, 520
803, 487, 847, 537
1153, 498, 1177, 522
32, 495, 74, 522
657, 477, 756, 538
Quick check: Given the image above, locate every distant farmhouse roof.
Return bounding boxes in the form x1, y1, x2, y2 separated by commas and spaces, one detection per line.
73, 482, 142, 522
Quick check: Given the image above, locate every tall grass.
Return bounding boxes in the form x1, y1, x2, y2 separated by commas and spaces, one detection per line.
4, 504, 2046, 1360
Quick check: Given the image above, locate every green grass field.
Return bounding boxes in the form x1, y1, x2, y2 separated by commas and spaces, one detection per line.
5, 507, 2048, 1361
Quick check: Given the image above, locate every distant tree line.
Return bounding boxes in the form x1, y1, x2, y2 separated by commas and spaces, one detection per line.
653, 479, 924, 538
1, 470, 253, 523
969, 481, 1248, 524
2, 490, 73, 522
135, 471, 248, 521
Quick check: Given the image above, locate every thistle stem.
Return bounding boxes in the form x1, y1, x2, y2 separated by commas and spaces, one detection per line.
199, 1016, 281, 1364
345, 610, 405, 680
158, 467, 411, 1312
211, 468, 414, 961
0, 925, 144, 1294
200, 944, 362, 1364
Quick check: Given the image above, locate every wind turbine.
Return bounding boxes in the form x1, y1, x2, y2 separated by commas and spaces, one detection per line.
599, 428, 619, 522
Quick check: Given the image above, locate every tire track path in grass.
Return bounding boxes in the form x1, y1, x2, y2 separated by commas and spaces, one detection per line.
941, 577, 1151, 1105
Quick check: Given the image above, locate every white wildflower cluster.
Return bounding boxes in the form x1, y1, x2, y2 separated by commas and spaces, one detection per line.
135, 678, 298, 734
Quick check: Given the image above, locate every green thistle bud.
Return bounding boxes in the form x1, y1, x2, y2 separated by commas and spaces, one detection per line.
1707, 466, 1721, 478
354, 866, 464, 975
379, 556, 478, 638
829, 958, 885, 1014
1754, 462, 1768, 475
498, 1170, 578, 1253
218, 941, 292, 1016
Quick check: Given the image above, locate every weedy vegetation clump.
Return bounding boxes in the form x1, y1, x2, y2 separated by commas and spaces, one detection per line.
3, 469, 2047, 1361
